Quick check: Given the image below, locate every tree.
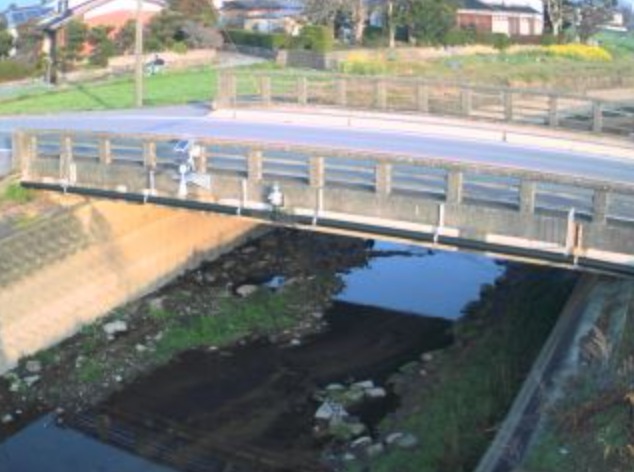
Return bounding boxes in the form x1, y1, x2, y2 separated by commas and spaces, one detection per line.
304, 0, 366, 43
575, 0, 615, 42
399, 0, 456, 45
147, 10, 188, 50
114, 19, 136, 55
15, 20, 44, 64
169, 0, 216, 25
60, 20, 88, 70
87, 25, 115, 66
543, 0, 564, 36
0, 23, 13, 59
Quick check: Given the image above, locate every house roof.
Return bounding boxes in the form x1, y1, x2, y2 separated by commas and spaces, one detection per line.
2, 4, 54, 29
459, 0, 540, 14
223, 0, 302, 11
40, 0, 166, 30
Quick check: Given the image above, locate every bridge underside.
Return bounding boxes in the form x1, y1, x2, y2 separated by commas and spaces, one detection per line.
21, 181, 634, 277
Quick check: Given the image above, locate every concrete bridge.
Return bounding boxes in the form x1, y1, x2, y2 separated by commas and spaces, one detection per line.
13, 127, 634, 275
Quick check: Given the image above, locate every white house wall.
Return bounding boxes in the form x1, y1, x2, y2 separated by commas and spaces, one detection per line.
85, 0, 162, 20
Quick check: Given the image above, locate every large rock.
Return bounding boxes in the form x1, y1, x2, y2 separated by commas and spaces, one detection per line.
103, 320, 128, 336
365, 387, 387, 399
25, 360, 42, 374
235, 285, 258, 298
315, 401, 348, 421
386, 432, 419, 449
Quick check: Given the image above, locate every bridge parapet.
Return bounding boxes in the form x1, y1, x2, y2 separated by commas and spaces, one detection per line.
216, 70, 634, 138
14, 129, 634, 274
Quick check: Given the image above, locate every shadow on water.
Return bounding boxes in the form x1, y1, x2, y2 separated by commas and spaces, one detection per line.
64, 302, 453, 472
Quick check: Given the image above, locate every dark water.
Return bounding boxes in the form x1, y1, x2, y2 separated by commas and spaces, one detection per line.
0, 241, 502, 472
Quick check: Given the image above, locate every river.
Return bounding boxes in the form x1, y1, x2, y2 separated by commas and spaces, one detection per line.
0, 235, 505, 472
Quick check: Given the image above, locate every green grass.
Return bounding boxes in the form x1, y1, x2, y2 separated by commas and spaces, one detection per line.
76, 358, 104, 383
0, 67, 218, 115
367, 268, 576, 472
1, 183, 33, 204
154, 289, 298, 362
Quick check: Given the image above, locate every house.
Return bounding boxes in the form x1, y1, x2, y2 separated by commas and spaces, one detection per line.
457, 0, 544, 37
40, 0, 166, 59
1, 3, 55, 56
220, 0, 304, 34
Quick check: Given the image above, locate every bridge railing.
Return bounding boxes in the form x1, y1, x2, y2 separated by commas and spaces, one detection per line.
14, 129, 634, 271
216, 70, 634, 137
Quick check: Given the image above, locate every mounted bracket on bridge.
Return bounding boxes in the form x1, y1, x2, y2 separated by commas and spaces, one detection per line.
565, 208, 583, 265
312, 187, 323, 226
433, 203, 446, 245
173, 139, 211, 198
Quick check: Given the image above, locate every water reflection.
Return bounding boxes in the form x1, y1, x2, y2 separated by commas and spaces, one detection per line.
0, 414, 176, 472
337, 242, 503, 319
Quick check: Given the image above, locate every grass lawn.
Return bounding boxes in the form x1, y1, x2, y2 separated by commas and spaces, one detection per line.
0, 66, 221, 115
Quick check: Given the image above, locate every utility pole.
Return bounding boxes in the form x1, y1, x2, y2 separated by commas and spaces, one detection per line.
134, 0, 144, 107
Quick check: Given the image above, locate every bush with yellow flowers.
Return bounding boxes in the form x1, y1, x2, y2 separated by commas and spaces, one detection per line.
545, 44, 613, 62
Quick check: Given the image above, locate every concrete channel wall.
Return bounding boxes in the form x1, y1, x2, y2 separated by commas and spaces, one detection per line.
0, 198, 264, 374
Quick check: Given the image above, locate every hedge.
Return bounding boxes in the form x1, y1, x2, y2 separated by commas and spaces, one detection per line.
0, 60, 36, 83
225, 29, 289, 50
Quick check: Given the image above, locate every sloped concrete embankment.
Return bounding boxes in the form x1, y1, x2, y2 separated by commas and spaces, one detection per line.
0, 198, 264, 374
475, 273, 633, 472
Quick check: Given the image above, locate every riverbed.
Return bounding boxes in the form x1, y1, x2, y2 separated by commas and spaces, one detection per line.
0, 232, 509, 471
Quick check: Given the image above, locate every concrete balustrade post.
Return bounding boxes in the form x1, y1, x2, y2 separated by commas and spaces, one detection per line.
260, 75, 271, 106
548, 95, 559, 128
375, 162, 392, 196
461, 87, 472, 117
248, 149, 263, 182
196, 145, 208, 174
446, 170, 463, 204
12, 131, 33, 179
309, 156, 325, 188
504, 90, 514, 122
143, 140, 156, 169
417, 83, 429, 113
592, 101, 603, 133
592, 189, 608, 224
298, 76, 308, 106
99, 137, 112, 165
519, 180, 536, 213
336, 78, 347, 107
60, 134, 73, 181
376, 79, 387, 110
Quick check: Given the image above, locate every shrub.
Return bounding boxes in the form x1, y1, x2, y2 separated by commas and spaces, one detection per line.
171, 41, 188, 54
545, 44, 612, 61
226, 29, 289, 50
443, 28, 474, 46
299, 25, 334, 53
492, 33, 511, 51
363, 25, 387, 47
540, 33, 558, 46
0, 60, 36, 83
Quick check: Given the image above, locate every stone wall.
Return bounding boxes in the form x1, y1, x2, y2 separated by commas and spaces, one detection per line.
0, 198, 264, 374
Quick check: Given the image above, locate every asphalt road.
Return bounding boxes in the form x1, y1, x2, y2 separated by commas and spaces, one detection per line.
1, 105, 634, 185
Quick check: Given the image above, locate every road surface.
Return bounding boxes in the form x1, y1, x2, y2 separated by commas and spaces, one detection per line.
1, 105, 634, 185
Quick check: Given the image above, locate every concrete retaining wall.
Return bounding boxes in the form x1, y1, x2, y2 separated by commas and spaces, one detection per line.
0, 198, 264, 374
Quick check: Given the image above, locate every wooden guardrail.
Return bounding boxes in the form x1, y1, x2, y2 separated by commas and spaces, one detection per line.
215, 70, 634, 137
